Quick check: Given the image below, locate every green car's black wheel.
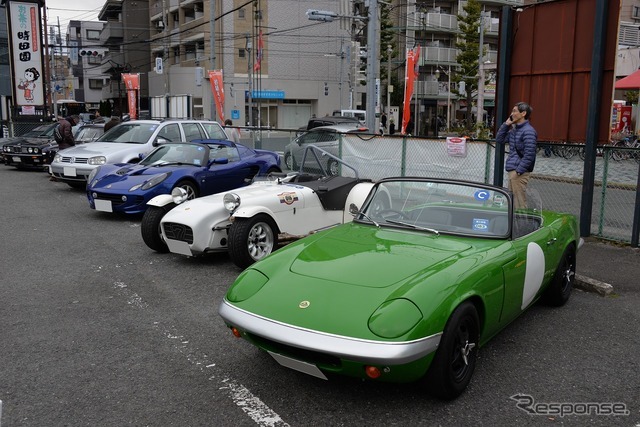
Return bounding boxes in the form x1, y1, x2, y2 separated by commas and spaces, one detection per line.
327, 159, 339, 176
543, 245, 576, 307
141, 205, 174, 253
228, 214, 279, 269
423, 301, 479, 400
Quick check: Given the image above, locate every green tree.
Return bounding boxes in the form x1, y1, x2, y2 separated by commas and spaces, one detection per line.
454, 0, 482, 131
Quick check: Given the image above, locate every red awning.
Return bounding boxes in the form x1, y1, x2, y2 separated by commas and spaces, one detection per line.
615, 69, 640, 89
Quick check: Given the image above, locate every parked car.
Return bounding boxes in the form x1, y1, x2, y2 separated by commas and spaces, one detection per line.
296, 115, 363, 136
285, 123, 369, 174
218, 177, 581, 399
50, 119, 228, 188
74, 123, 105, 144
2, 123, 60, 169
140, 146, 377, 268
87, 140, 281, 214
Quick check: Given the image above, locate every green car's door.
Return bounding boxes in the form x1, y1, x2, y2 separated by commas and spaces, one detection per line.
500, 214, 557, 324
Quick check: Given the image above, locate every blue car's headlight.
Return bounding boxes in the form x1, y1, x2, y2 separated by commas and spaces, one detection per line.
88, 156, 106, 165
130, 172, 171, 192
368, 299, 423, 339
87, 167, 100, 184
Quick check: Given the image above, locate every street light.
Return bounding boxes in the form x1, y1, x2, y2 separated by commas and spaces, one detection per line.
435, 65, 451, 132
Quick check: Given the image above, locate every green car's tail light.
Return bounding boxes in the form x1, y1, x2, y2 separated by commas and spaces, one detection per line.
368, 299, 423, 339
227, 269, 269, 302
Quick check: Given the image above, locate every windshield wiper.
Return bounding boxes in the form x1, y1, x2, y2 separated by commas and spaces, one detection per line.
356, 211, 380, 227
384, 219, 439, 235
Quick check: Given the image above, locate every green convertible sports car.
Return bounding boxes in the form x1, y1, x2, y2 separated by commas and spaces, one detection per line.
218, 177, 581, 399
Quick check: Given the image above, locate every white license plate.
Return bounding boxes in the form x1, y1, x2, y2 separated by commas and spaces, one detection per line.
63, 166, 77, 177
166, 239, 193, 257
12, 156, 21, 162
268, 351, 328, 380
94, 199, 113, 212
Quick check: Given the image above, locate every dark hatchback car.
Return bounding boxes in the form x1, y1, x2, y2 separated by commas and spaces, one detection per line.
1, 123, 58, 169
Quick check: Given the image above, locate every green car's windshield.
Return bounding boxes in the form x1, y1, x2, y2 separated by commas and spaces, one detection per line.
359, 179, 529, 238
141, 143, 208, 166
97, 123, 156, 144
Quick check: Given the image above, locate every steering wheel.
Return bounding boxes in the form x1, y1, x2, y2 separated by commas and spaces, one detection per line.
377, 209, 410, 220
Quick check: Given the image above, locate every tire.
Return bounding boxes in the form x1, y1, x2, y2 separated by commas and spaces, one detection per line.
284, 152, 296, 171
423, 301, 480, 400
327, 159, 339, 176
228, 214, 278, 269
141, 205, 173, 252
174, 180, 198, 200
542, 245, 576, 307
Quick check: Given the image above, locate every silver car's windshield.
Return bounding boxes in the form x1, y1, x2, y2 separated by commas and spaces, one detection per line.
97, 123, 156, 144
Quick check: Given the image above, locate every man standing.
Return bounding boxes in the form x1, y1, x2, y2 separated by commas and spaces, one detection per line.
496, 102, 537, 209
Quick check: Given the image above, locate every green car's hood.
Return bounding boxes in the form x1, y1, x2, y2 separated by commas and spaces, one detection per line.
289, 223, 473, 288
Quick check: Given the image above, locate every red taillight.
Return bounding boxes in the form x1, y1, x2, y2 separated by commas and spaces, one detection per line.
365, 366, 382, 379
231, 327, 242, 338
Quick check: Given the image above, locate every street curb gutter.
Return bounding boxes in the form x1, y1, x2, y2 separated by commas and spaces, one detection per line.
574, 274, 614, 296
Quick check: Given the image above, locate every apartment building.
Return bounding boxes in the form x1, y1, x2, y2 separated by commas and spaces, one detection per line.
66, 20, 107, 111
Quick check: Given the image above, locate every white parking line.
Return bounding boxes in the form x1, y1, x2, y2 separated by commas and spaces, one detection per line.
112, 281, 289, 426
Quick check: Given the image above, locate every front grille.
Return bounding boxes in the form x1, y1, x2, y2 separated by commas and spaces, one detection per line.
246, 332, 342, 368
61, 156, 89, 164
163, 222, 194, 244
93, 192, 144, 207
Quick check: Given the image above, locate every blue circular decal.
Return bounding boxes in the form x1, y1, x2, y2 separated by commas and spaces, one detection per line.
474, 190, 491, 201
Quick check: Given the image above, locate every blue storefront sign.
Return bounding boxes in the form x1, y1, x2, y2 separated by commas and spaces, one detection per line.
245, 90, 285, 99
231, 110, 240, 119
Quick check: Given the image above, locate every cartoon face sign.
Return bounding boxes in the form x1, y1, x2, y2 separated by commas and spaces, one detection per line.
18, 67, 40, 102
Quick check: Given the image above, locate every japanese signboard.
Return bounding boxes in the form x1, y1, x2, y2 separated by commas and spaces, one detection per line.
7, 1, 45, 109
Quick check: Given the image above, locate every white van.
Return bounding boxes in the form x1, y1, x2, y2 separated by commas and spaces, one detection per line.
332, 109, 366, 123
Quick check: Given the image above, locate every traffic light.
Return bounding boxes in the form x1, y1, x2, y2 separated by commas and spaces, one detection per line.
324, 82, 329, 96
80, 50, 100, 57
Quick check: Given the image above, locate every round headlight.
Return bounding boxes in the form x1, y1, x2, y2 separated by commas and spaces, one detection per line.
368, 299, 423, 339
88, 156, 106, 165
54, 153, 62, 162
27, 147, 33, 153
171, 187, 189, 204
223, 193, 241, 212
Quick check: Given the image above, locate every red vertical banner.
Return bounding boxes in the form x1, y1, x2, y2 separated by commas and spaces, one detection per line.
254, 30, 264, 72
401, 46, 420, 135
121, 73, 139, 120
208, 70, 225, 122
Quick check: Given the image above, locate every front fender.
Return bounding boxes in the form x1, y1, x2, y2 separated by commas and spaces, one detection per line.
147, 193, 175, 208
232, 205, 277, 221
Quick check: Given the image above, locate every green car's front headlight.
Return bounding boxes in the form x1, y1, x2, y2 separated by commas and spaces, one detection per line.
226, 269, 269, 302
368, 299, 423, 339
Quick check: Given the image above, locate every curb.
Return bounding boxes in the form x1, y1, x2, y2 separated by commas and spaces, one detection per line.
574, 274, 614, 296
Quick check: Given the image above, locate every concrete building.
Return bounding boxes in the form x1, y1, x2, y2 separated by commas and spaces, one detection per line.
98, 0, 151, 116
146, 0, 353, 128
66, 20, 107, 111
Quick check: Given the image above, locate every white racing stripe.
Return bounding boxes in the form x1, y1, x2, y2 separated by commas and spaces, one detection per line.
112, 281, 289, 426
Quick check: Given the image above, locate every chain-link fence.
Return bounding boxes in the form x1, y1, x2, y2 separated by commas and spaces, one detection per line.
332, 135, 639, 246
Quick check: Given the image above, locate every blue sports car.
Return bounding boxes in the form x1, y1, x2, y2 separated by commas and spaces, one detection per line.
87, 140, 281, 214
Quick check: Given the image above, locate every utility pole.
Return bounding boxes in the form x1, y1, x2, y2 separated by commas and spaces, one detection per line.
163, 0, 170, 117
246, 34, 253, 127
365, 0, 378, 131
209, 0, 216, 120
477, 11, 485, 129
386, 44, 392, 114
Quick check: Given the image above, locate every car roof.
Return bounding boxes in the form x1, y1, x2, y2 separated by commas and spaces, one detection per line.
308, 123, 369, 133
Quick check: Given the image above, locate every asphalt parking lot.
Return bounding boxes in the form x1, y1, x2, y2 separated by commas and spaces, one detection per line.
1, 165, 639, 427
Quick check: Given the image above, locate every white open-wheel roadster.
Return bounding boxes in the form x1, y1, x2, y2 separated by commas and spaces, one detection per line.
140, 146, 379, 268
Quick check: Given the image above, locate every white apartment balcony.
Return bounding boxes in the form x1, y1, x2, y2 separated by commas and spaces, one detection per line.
419, 47, 458, 65
100, 21, 123, 44
478, 0, 524, 6
406, 12, 458, 32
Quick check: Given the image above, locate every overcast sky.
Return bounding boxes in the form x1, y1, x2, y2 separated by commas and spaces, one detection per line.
45, 0, 104, 35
